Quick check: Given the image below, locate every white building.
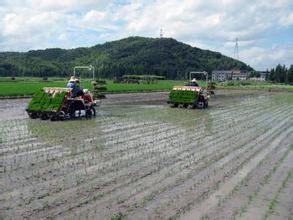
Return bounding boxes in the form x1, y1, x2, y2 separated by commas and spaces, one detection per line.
212, 70, 232, 81
231, 69, 249, 80
249, 71, 268, 81
258, 71, 269, 81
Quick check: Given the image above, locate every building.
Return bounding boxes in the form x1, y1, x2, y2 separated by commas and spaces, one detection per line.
212, 69, 250, 81
212, 70, 232, 81
248, 71, 268, 81
258, 71, 269, 81
249, 77, 265, 81
231, 69, 249, 80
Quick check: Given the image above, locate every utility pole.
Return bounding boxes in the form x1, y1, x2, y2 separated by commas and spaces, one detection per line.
159, 27, 163, 77
160, 28, 163, 38
234, 37, 239, 60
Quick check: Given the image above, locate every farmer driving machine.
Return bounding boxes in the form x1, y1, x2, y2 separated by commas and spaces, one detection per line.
26, 87, 98, 120
26, 66, 100, 120
167, 71, 211, 109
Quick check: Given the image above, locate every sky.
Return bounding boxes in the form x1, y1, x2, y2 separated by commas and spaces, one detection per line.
0, 0, 292, 70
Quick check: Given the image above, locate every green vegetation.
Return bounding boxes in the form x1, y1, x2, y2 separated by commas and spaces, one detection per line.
265, 170, 292, 218
117, 74, 165, 84
169, 90, 198, 104
107, 79, 186, 92
27, 90, 66, 111
217, 80, 293, 90
268, 64, 293, 84
122, 74, 165, 80
0, 77, 185, 96
111, 212, 124, 220
0, 78, 68, 96
0, 37, 251, 79
0, 77, 292, 97
92, 79, 107, 99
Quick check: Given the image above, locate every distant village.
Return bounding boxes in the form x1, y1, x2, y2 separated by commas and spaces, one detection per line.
212, 70, 269, 81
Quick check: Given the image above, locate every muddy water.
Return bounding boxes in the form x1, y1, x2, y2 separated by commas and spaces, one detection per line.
0, 98, 29, 121
0, 90, 292, 220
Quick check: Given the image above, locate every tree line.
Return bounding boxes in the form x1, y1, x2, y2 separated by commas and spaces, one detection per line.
268, 64, 293, 84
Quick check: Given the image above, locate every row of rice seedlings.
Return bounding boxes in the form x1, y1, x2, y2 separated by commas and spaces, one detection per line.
1, 120, 170, 189
1, 96, 286, 196
50, 100, 292, 218
224, 142, 292, 219
0, 120, 31, 145
0, 124, 185, 217
124, 109, 293, 219
96, 102, 292, 217
1, 93, 290, 218
1, 99, 278, 193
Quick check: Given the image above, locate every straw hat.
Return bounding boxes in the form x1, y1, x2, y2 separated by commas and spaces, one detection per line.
191, 78, 197, 82
69, 76, 77, 82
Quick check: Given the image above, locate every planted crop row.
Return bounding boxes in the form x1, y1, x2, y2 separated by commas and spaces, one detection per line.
1, 92, 292, 220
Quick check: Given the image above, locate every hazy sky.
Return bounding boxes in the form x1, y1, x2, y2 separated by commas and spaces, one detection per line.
0, 0, 292, 70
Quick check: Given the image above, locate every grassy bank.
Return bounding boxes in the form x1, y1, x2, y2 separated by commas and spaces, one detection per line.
0, 77, 186, 97
0, 77, 292, 97
217, 80, 293, 90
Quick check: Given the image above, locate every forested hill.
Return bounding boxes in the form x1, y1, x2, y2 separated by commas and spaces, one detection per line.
0, 36, 252, 79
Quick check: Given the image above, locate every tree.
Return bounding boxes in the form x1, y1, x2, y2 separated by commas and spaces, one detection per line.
269, 64, 293, 84
274, 64, 287, 83
269, 68, 275, 81
265, 69, 269, 81
288, 65, 293, 83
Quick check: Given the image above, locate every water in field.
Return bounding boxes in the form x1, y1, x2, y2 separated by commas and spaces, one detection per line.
0, 91, 292, 219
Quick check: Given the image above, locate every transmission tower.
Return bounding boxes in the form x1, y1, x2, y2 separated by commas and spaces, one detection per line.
160, 28, 163, 38
234, 37, 239, 60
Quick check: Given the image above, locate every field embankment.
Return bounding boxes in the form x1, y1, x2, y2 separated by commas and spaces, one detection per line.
0, 77, 292, 97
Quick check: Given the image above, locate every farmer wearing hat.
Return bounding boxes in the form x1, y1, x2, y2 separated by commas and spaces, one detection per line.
190, 78, 199, 87
66, 76, 83, 97
67, 76, 77, 89
72, 77, 85, 98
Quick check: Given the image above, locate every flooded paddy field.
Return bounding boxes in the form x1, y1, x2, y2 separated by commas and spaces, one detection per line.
0, 90, 292, 219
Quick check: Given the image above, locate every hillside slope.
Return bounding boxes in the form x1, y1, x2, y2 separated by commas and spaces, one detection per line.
0, 36, 252, 79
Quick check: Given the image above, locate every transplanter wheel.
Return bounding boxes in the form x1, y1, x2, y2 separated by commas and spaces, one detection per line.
86, 106, 96, 118
40, 113, 49, 120
58, 111, 66, 120
191, 103, 197, 109
204, 101, 209, 108
51, 111, 65, 121
28, 112, 38, 119
67, 102, 78, 118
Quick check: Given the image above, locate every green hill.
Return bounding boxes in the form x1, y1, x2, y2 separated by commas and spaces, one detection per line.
0, 36, 252, 79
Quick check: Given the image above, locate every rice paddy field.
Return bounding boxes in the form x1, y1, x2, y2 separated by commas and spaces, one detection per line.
0, 77, 185, 97
0, 90, 292, 219
0, 77, 292, 97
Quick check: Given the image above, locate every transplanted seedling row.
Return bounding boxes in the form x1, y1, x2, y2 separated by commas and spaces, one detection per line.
0, 92, 292, 220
